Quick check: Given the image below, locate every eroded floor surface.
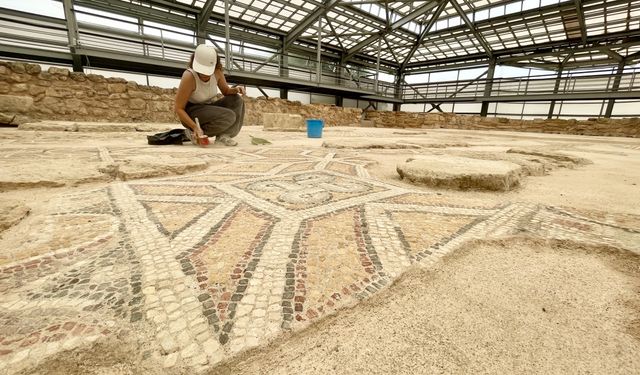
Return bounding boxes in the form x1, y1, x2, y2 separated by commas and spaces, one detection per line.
0, 125, 639, 374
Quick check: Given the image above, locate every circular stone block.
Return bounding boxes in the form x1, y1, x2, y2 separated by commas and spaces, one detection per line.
397, 155, 522, 191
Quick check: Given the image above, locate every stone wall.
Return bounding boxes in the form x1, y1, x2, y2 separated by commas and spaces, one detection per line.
364, 110, 640, 138
1, 60, 637, 137
0, 60, 362, 127
244, 97, 362, 127
0, 61, 177, 124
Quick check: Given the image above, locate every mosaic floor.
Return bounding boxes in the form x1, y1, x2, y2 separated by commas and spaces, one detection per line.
1, 142, 640, 374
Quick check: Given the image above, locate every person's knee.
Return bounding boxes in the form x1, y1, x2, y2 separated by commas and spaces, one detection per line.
228, 94, 243, 105
225, 112, 237, 126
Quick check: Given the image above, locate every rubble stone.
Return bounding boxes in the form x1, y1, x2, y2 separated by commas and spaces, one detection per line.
263, 113, 304, 131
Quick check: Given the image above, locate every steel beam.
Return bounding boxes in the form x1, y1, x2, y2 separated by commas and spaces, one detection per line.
375, 37, 381, 92
197, 0, 216, 43
547, 69, 564, 119
480, 58, 496, 117
404, 0, 639, 69
256, 86, 269, 97
324, 16, 345, 51
403, 91, 640, 104
400, 1, 447, 71
604, 60, 626, 118
342, 1, 440, 63
406, 28, 640, 71
626, 51, 640, 63
427, 70, 489, 111
599, 47, 624, 62
279, 35, 289, 80
574, 0, 587, 45
62, 0, 83, 72
391, 1, 440, 30
224, 0, 231, 70
449, 0, 492, 58
394, 71, 404, 109
283, 0, 340, 50
198, 0, 216, 31
317, 17, 322, 84
548, 53, 573, 119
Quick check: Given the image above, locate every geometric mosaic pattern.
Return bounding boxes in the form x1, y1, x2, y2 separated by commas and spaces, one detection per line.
1, 146, 639, 374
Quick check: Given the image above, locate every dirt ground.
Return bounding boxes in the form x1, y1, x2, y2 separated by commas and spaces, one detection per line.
212, 238, 640, 375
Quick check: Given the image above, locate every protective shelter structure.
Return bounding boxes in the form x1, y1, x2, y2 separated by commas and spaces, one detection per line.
0, 0, 638, 118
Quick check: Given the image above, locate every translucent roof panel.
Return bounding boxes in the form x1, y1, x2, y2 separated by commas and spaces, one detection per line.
210, 0, 318, 33
70, 0, 640, 71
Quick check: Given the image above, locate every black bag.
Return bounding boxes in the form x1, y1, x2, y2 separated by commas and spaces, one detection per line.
147, 129, 188, 145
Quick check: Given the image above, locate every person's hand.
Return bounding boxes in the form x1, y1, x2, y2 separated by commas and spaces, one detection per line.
235, 86, 246, 95
194, 126, 204, 138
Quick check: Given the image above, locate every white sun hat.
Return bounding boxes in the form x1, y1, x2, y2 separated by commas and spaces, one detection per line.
192, 44, 218, 75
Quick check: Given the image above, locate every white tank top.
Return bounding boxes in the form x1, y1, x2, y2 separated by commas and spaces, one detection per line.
187, 68, 217, 104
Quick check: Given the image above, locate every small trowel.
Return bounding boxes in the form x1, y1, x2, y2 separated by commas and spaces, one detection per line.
250, 135, 271, 145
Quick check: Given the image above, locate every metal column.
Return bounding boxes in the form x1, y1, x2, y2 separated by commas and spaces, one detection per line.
336, 52, 345, 106
604, 60, 626, 118
62, 0, 83, 72
547, 66, 565, 119
393, 71, 403, 112
316, 18, 322, 84
224, 0, 232, 70
375, 37, 381, 93
480, 58, 496, 117
279, 37, 289, 99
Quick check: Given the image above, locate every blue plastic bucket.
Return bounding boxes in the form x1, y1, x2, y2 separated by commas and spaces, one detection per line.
306, 119, 324, 138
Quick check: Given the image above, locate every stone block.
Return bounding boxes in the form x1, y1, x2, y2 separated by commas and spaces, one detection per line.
106, 77, 127, 83
19, 121, 77, 131
263, 112, 305, 132
0, 95, 33, 113
108, 83, 127, 94
7, 62, 26, 73
148, 101, 172, 112
25, 64, 41, 74
48, 67, 70, 76
8, 73, 31, 83
397, 156, 523, 191
0, 112, 16, 124
28, 85, 46, 96
76, 122, 137, 132
66, 99, 87, 114
45, 87, 74, 98
360, 119, 374, 127
128, 90, 153, 100
129, 98, 146, 109
70, 72, 86, 81
10, 84, 28, 92
86, 74, 106, 83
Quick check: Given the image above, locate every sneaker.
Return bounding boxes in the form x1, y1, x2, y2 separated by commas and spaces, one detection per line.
184, 127, 198, 145
215, 134, 238, 146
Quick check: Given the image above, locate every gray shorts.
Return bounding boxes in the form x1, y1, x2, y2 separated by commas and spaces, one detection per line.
184, 94, 244, 138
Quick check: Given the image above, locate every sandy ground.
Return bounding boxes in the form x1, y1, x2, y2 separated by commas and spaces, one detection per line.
212, 238, 640, 375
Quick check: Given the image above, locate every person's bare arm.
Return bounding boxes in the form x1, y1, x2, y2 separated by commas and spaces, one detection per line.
174, 71, 201, 134
215, 69, 245, 96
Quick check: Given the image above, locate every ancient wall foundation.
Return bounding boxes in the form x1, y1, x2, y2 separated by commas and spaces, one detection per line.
0, 60, 638, 137
0, 60, 361, 127
364, 109, 640, 138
